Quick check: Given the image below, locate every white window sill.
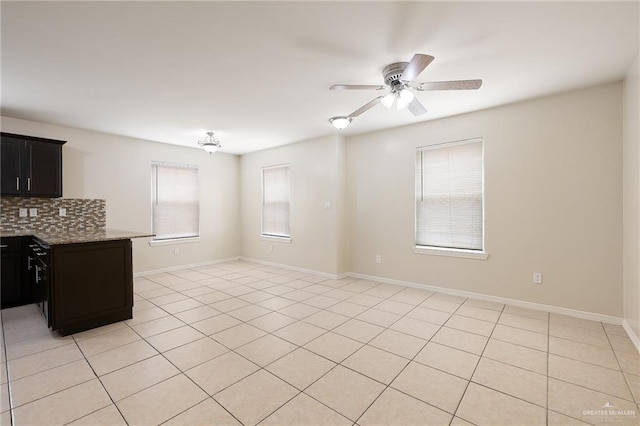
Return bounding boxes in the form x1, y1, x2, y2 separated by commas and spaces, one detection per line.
413, 246, 488, 260
149, 237, 201, 247
261, 235, 292, 244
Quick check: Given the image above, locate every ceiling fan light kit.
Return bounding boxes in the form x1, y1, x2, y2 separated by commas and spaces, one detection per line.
329, 116, 352, 130
329, 54, 482, 126
396, 88, 415, 110
381, 92, 395, 108
198, 131, 222, 154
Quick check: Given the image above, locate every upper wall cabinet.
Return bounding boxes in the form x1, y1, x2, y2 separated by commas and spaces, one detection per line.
1, 132, 66, 198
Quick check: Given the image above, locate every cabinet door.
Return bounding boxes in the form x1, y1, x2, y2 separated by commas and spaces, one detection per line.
1, 136, 22, 195
51, 240, 133, 335
0, 238, 24, 309
26, 140, 62, 197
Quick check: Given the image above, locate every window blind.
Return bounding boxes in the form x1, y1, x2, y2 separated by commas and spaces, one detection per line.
262, 165, 290, 238
415, 139, 484, 251
151, 162, 199, 240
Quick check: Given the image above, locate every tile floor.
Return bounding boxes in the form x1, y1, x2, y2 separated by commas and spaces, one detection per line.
1, 259, 639, 425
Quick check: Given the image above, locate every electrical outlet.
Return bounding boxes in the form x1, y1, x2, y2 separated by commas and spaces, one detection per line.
59, 208, 67, 217
29, 208, 37, 217
19, 208, 28, 217
174, 248, 179, 255
533, 273, 542, 284
375, 255, 382, 264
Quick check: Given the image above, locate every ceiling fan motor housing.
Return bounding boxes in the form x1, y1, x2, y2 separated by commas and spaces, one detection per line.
383, 62, 409, 87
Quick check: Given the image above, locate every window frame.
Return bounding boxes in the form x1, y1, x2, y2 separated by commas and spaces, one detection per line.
261, 163, 292, 242
413, 137, 487, 260
150, 161, 200, 244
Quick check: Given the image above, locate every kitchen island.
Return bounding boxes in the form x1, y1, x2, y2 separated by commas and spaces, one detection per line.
1, 229, 151, 336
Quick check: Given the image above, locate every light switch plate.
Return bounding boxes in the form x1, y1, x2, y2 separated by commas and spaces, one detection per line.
29, 208, 38, 217
19, 208, 28, 217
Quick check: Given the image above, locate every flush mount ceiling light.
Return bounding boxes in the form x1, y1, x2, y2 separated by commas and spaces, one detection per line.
198, 131, 221, 154
329, 116, 352, 130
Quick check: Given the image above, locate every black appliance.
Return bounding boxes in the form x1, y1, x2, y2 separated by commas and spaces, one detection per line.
28, 237, 50, 323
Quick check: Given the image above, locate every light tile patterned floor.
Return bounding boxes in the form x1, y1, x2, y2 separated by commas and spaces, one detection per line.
1, 259, 639, 425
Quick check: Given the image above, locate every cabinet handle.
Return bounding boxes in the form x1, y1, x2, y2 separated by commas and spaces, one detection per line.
27, 177, 31, 191
16, 177, 19, 191
27, 256, 32, 269
0, 244, 7, 249
35, 265, 41, 283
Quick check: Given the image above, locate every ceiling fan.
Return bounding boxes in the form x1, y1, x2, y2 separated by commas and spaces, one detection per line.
328, 54, 482, 129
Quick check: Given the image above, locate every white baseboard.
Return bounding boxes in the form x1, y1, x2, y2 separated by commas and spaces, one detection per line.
134, 256, 241, 277
135, 257, 629, 333
348, 271, 623, 325
622, 320, 640, 353
235, 259, 623, 326
239, 256, 348, 280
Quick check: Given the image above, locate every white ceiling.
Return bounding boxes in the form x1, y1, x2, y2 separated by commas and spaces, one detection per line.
1, 2, 638, 155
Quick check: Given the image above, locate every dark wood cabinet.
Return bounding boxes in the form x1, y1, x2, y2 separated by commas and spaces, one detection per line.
1, 138, 22, 195
0, 132, 65, 198
1, 237, 27, 308
1, 236, 134, 335
50, 239, 133, 335
27, 140, 64, 197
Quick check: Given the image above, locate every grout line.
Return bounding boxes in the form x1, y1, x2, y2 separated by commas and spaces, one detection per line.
158, 262, 640, 408
144, 349, 243, 423
0, 312, 16, 426
193, 267, 431, 423
3, 260, 638, 425
118, 320, 245, 425
448, 302, 504, 423
604, 323, 640, 406
131, 268, 590, 422
134, 267, 366, 423
71, 333, 131, 425
349, 292, 469, 424
149, 288, 345, 424
277, 296, 413, 422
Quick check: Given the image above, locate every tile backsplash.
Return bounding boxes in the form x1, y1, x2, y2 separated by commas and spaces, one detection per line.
0, 198, 106, 232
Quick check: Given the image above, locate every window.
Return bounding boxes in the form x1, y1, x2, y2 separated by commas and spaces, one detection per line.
262, 164, 290, 239
151, 162, 199, 241
415, 138, 484, 252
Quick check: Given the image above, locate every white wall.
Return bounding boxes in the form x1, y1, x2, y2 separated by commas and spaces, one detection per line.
2, 81, 629, 319
347, 83, 624, 317
623, 53, 640, 342
240, 135, 347, 276
336, 136, 349, 274
1, 116, 241, 273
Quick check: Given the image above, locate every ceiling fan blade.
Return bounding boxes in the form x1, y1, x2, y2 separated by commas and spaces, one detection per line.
407, 97, 427, 116
400, 54, 434, 82
414, 79, 483, 91
348, 96, 383, 117
330, 84, 386, 91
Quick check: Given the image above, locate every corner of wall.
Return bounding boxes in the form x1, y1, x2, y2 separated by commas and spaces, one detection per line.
237, 134, 347, 276
335, 134, 349, 275
623, 52, 640, 350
